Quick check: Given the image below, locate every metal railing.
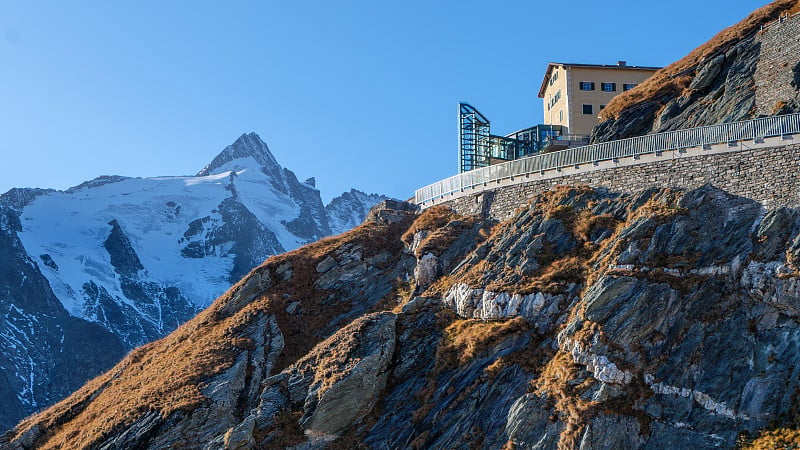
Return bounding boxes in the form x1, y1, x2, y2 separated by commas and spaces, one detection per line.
415, 113, 800, 205
548, 134, 589, 142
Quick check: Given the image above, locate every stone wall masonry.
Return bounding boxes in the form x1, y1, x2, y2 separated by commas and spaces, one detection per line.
755, 13, 800, 115
436, 141, 800, 220
423, 15, 800, 221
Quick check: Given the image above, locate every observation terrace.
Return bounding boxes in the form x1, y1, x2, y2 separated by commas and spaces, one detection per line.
414, 113, 800, 219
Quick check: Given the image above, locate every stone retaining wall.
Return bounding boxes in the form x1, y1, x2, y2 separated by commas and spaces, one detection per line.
439, 142, 800, 219
428, 14, 800, 220
755, 13, 800, 115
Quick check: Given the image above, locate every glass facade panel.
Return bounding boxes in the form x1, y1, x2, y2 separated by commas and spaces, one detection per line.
459, 103, 566, 172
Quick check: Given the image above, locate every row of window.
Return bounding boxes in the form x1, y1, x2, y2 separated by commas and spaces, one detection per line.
582, 104, 606, 115
547, 89, 562, 110
579, 82, 638, 92
549, 70, 559, 86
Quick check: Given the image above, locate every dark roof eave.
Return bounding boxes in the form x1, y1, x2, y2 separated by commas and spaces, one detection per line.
537, 63, 558, 98
554, 62, 663, 70
537, 62, 663, 98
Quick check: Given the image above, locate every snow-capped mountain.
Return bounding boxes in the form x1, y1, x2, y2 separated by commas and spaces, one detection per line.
0, 133, 386, 430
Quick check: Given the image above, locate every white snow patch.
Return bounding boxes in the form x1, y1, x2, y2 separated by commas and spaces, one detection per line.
17, 161, 307, 320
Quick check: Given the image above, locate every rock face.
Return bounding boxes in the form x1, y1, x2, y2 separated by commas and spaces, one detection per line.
0, 133, 386, 431
326, 189, 387, 235
6, 185, 800, 449
0, 207, 125, 433
593, 1, 800, 142
7, 4, 800, 447
289, 313, 396, 439
594, 36, 761, 141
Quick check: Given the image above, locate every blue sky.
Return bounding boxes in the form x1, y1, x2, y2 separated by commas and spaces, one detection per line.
0, 1, 772, 202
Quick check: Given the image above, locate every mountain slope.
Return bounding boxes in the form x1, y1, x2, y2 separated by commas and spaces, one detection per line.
593, 0, 800, 142
0, 207, 125, 433
0, 133, 386, 432
8, 2, 800, 446
10, 132, 382, 344
6, 186, 800, 449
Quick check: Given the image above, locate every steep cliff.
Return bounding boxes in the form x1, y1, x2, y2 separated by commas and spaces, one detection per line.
593, 0, 800, 142
4, 186, 800, 449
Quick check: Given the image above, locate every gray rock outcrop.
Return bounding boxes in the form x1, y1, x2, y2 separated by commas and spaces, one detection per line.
593, 6, 800, 143
9, 185, 800, 449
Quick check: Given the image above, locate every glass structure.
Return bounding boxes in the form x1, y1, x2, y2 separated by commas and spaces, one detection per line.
458, 102, 564, 173
458, 103, 492, 173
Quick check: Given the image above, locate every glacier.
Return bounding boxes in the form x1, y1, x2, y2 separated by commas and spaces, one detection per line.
0, 132, 386, 430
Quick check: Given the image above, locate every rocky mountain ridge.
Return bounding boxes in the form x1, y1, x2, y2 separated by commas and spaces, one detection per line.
5, 185, 800, 449
0, 133, 386, 431
6, 1, 800, 447
593, 0, 800, 142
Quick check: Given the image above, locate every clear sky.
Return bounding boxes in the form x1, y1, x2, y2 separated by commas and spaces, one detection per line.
0, 1, 773, 203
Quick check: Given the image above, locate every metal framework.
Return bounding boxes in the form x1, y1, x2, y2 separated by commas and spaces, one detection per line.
418, 112, 800, 205
458, 103, 492, 172
458, 103, 536, 172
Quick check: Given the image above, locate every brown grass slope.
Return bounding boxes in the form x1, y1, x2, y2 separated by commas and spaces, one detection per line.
600, 0, 800, 121
9, 185, 800, 448
3, 213, 414, 449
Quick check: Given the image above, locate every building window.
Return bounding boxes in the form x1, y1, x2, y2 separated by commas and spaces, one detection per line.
601, 82, 616, 92
559, 110, 564, 121
600, 105, 606, 111
549, 90, 561, 109
623, 83, 637, 91
579, 81, 595, 91
549, 70, 559, 86
582, 104, 593, 115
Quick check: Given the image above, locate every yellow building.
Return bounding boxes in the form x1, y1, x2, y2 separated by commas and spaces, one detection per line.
538, 62, 661, 136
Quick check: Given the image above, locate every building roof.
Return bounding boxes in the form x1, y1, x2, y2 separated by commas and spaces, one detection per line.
537, 62, 662, 98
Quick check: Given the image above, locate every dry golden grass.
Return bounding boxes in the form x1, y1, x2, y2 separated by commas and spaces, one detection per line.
484, 331, 552, 380
535, 350, 598, 450
401, 205, 456, 246
434, 317, 532, 373
745, 429, 800, 449
533, 321, 607, 450
293, 313, 391, 394
9, 216, 413, 449
584, 190, 688, 290
450, 186, 625, 296
574, 213, 618, 243
384, 278, 416, 313
414, 216, 486, 259
515, 255, 588, 294
601, 0, 800, 121
410, 313, 537, 444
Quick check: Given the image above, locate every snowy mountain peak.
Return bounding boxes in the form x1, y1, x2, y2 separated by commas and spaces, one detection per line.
196, 132, 281, 177
0, 132, 390, 430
